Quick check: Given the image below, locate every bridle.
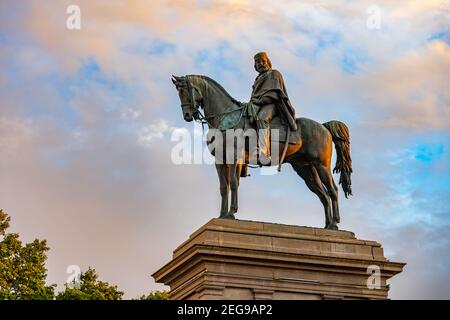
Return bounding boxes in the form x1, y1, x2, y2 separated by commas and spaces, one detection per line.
178, 75, 245, 129
181, 76, 200, 120
181, 76, 213, 128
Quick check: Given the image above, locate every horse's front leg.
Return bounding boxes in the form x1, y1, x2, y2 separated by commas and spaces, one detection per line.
216, 164, 230, 218
228, 163, 242, 218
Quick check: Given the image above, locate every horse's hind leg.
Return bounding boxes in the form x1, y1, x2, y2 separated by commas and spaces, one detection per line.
316, 163, 340, 228
291, 161, 333, 228
332, 179, 340, 223
216, 164, 230, 218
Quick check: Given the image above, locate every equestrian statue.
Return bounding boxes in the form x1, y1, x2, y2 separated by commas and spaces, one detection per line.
171, 52, 352, 230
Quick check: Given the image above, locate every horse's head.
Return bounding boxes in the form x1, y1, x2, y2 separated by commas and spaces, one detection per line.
171, 75, 203, 122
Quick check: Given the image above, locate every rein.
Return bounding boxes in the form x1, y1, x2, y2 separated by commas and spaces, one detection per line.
186, 75, 247, 130
197, 104, 247, 130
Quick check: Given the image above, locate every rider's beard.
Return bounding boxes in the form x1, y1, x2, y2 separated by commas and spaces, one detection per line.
257, 65, 269, 74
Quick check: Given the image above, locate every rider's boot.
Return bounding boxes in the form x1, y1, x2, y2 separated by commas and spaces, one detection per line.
254, 120, 271, 166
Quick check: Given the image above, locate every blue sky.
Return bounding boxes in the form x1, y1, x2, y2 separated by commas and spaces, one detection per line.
0, 0, 449, 299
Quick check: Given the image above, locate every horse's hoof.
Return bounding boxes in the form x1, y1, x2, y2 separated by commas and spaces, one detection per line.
223, 214, 235, 220
219, 212, 228, 218
326, 224, 339, 230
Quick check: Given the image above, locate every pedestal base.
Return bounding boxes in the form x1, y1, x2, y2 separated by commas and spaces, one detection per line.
152, 219, 405, 300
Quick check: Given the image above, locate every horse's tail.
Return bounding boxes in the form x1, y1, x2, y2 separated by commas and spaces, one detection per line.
322, 120, 353, 198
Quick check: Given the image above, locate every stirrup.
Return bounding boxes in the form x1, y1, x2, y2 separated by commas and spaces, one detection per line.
250, 151, 271, 167
258, 153, 271, 167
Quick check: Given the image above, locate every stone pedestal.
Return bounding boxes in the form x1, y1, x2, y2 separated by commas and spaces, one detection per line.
152, 219, 405, 300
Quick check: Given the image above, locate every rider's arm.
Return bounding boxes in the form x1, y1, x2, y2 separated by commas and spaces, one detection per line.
251, 93, 277, 105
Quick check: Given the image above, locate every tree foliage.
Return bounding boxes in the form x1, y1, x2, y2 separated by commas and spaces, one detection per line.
56, 268, 124, 300
0, 209, 55, 300
136, 290, 169, 300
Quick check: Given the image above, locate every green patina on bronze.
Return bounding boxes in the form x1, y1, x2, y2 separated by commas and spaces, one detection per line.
216, 102, 260, 130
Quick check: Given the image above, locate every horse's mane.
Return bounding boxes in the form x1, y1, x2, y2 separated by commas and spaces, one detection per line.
189, 74, 241, 105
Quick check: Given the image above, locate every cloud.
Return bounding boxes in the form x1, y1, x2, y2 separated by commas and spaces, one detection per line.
359, 41, 450, 130
138, 119, 171, 147
0, 0, 449, 299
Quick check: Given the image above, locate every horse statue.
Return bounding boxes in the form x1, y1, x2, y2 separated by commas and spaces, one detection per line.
171, 74, 352, 230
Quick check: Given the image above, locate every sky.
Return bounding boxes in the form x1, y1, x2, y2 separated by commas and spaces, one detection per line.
0, 0, 449, 299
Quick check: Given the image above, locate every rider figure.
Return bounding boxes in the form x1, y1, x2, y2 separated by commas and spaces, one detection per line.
251, 52, 298, 165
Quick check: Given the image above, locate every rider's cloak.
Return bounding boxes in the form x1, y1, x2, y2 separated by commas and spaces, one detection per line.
251, 69, 297, 131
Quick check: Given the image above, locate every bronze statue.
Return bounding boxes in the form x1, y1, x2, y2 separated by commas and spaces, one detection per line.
251, 52, 297, 164
171, 53, 352, 230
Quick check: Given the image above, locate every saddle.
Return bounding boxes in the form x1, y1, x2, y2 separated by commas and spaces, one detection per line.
209, 103, 301, 177
245, 115, 301, 145
217, 102, 301, 145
